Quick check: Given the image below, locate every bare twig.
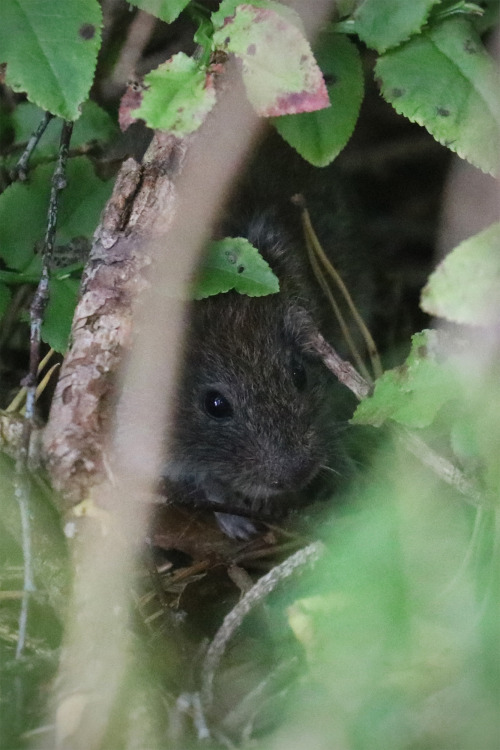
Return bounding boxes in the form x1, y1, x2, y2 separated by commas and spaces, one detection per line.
12, 123, 72, 663
401, 429, 489, 508
13, 472, 35, 659
312, 331, 488, 507
200, 541, 324, 711
311, 330, 372, 400
304, 212, 372, 382
23, 120, 73, 460
300, 201, 383, 379
176, 693, 211, 742
11, 111, 54, 182
6, 348, 56, 413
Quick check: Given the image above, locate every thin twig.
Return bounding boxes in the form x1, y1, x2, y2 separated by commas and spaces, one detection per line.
176, 693, 211, 741
13, 121, 72, 662
22, 121, 73, 460
200, 541, 324, 711
13, 472, 35, 659
304, 219, 371, 381
401, 429, 489, 508
11, 111, 54, 182
6, 348, 56, 413
311, 331, 372, 400
312, 331, 488, 508
300, 201, 383, 379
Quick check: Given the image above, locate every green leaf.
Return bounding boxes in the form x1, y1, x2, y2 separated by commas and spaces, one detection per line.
375, 18, 500, 176
42, 276, 81, 352
133, 52, 217, 135
351, 330, 461, 429
127, 0, 191, 24
213, 4, 329, 116
212, 0, 304, 31
0, 157, 113, 272
421, 221, 500, 326
0, 283, 12, 320
272, 34, 363, 166
1, 0, 102, 120
71, 100, 119, 145
352, 0, 440, 53
0, 267, 41, 285
11, 101, 118, 164
192, 237, 280, 299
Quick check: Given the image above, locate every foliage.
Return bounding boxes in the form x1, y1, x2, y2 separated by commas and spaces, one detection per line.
272, 33, 363, 166
0, 150, 115, 351
0, 453, 69, 749
192, 237, 280, 299
1, 0, 102, 121
1, 0, 499, 348
421, 221, 500, 325
134, 51, 218, 134
351, 330, 462, 429
0, 1, 499, 749
376, 18, 500, 175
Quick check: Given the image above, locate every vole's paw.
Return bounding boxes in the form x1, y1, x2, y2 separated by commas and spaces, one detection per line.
215, 512, 259, 540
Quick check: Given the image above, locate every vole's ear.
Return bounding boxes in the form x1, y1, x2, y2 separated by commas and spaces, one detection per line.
283, 305, 319, 356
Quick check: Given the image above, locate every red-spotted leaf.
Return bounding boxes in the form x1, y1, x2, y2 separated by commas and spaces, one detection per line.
273, 34, 363, 166
131, 52, 217, 135
212, 0, 304, 32
119, 82, 146, 131
213, 4, 329, 117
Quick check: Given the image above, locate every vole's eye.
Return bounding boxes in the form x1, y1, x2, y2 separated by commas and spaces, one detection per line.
203, 390, 233, 419
291, 358, 307, 391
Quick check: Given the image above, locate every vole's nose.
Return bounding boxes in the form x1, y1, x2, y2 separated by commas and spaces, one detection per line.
270, 480, 285, 491
268, 455, 319, 492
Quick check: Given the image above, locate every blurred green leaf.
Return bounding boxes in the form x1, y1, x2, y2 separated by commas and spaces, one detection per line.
352, 330, 461, 428
0, 0, 102, 120
421, 221, 500, 326
192, 237, 280, 299
273, 34, 363, 166
12, 101, 117, 155
0, 283, 12, 320
376, 18, 500, 175
42, 276, 80, 352
127, 0, 191, 24
213, 4, 329, 116
0, 453, 68, 747
0, 157, 113, 272
352, 0, 440, 52
133, 52, 217, 135
282, 465, 497, 750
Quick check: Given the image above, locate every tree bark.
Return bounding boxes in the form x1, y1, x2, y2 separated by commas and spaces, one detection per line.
43, 132, 188, 503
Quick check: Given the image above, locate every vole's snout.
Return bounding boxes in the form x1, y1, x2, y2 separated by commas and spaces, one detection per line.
270, 479, 284, 491
264, 451, 320, 495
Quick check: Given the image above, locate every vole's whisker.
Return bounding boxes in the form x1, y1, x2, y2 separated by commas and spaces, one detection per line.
319, 464, 341, 477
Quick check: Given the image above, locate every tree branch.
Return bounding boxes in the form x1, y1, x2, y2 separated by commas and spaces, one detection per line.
200, 541, 324, 713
